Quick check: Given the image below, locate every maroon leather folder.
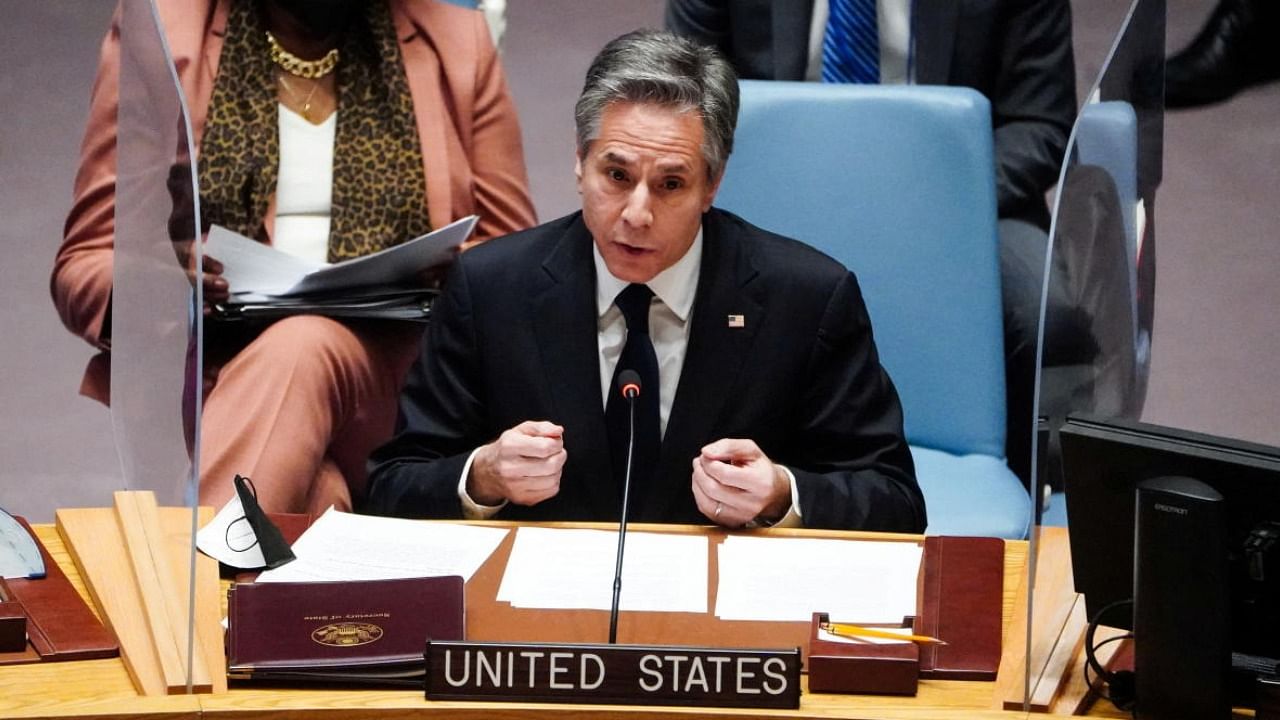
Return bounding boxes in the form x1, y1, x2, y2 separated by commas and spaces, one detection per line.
0, 517, 119, 666
914, 535, 1004, 680
227, 575, 464, 685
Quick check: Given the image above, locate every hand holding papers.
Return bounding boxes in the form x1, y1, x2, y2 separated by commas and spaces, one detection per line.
204, 215, 477, 321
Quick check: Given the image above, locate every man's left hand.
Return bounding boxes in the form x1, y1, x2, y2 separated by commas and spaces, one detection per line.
691, 438, 791, 527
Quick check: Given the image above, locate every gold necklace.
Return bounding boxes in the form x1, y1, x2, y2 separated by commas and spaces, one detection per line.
265, 30, 339, 79
277, 73, 323, 122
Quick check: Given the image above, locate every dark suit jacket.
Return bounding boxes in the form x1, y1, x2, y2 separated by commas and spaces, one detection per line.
665, 0, 1077, 230
364, 209, 925, 532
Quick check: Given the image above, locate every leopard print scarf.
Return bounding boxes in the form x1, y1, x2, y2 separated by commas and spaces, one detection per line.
198, 0, 430, 262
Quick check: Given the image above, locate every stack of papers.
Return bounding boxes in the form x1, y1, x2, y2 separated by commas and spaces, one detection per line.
204, 215, 477, 322
496, 527, 708, 613
255, 508, 509, 583
715, 536, 923, 623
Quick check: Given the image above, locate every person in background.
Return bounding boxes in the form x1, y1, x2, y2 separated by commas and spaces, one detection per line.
51, 0, 536, 514
365, 30, 924, 533
1164, 0, 1280, 108
665, 0, 1078, 487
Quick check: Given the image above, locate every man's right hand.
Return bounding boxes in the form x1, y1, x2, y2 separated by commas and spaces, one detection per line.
467, 421, 566, 506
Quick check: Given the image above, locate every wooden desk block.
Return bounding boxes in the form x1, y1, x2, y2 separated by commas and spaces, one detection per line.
56, 503, 225, 697
0, 601, 25, 652
111, 492, 212, 694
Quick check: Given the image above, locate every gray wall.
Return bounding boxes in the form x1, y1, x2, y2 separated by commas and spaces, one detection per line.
0, 2, 122, 520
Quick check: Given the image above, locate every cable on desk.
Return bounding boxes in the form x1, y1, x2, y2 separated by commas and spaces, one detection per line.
1084, 598, 1136, 714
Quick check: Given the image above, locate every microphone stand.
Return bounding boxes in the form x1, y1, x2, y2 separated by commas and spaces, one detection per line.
609, 375, 639, 644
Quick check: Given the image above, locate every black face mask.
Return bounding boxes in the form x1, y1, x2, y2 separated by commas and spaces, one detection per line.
273, 0, 361, 38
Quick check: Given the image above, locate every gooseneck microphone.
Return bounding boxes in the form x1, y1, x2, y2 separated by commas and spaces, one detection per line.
608, 369, 641, 644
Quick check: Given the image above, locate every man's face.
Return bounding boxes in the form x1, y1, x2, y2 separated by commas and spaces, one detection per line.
576, 102, 722, 284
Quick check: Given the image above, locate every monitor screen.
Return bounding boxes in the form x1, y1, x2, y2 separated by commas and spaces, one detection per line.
1061, 414, 1280, 659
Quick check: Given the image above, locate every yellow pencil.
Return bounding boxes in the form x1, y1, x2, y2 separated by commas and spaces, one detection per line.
819, 621, 947, 645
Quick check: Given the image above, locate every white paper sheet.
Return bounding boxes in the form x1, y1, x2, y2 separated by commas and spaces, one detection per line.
205, 214, 476, 298
496, 527, 708, 613
255, 508, 508, 583
714, 536, 922, 623
204, 225, 321, 297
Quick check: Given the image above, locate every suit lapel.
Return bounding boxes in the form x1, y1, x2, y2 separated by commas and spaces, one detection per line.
531, 217, 618, 518
643, 211, 765, 521
393, 7, 454, 229
912, 0, 958, 84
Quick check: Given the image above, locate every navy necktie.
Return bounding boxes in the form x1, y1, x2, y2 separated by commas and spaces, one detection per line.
822, 0, 880, 84
605, 284, 661, 511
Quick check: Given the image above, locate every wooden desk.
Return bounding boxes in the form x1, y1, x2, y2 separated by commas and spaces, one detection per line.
0, 523, 1121, 720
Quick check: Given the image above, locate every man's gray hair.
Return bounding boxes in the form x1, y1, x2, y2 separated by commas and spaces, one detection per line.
574, 30, 739, 179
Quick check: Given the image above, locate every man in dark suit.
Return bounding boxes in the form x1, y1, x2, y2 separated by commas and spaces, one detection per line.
665, 0, 1078, 486
364, 30, 924, 532
664, 0, 1075, 231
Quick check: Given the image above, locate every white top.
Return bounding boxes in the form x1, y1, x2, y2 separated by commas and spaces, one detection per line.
273, 105, 336, 263
805, 0, 912, 84
592, 229, 702, 437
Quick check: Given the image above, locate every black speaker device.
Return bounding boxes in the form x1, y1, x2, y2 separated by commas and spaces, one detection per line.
1133, 475, 1230, 718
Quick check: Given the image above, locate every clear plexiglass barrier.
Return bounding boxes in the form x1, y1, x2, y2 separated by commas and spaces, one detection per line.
1023, 0, 1164, 714
111, 0, 203, 692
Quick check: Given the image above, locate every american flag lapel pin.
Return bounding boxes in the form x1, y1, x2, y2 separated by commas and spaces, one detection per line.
727, 314, 745, 328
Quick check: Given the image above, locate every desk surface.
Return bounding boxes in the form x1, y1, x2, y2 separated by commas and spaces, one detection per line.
0, 522, 1122, 720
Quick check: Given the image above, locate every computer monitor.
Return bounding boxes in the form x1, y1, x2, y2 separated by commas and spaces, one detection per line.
1061, 414, 1280, 660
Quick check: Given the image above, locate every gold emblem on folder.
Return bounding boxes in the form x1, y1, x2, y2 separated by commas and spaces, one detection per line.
312, 622, 384, 647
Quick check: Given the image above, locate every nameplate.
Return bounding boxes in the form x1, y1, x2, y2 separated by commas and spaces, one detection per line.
425, 640, 801, 709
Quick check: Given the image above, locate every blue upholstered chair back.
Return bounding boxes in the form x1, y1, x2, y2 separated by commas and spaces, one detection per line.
716, 82, 1029, 537
1074, 100, 1147, 402
717, 82, 1005, 457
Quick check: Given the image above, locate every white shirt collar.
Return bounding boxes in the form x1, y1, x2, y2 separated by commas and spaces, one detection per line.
593, 227, 703, 321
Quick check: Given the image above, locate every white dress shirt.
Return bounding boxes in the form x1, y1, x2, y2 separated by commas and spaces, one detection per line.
458, 226, 801, 526
592, 230, 702, 435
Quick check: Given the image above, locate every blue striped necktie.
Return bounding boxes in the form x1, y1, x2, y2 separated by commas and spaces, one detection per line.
822, 0, 880, 84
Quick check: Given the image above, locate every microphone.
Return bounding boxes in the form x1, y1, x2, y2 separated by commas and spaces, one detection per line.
609, 369, 641, 644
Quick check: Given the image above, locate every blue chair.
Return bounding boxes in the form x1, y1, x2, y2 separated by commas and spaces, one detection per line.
715, 81, 1031, 538
1071, 99, 1146, 418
